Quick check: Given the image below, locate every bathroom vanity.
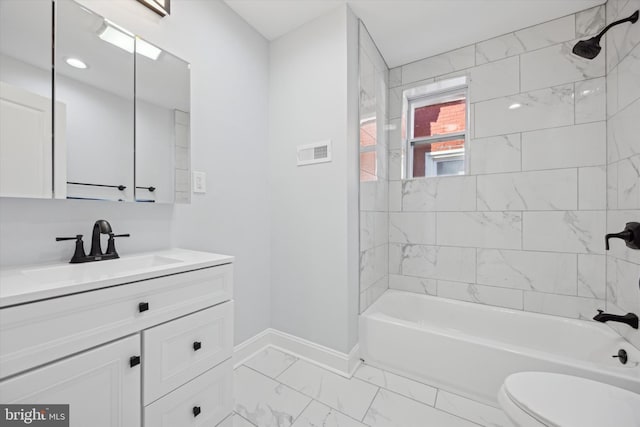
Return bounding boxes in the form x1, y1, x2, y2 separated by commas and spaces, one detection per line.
0, 249, 234, 427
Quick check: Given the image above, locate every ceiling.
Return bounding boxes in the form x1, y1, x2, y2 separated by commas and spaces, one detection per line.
223, 0, 606, 68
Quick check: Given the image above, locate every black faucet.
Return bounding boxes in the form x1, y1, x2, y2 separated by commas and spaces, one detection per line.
56, 220, 129, 263
593, 310, 639, 329
605, 222, 640, 250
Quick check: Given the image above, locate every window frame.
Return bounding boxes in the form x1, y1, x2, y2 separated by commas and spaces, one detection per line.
402, 76, 469, 179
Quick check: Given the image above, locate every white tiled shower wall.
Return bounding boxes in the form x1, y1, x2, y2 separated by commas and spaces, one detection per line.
359, 23, 390, 312
606, 0, 640, 349
386, 6, 612, 319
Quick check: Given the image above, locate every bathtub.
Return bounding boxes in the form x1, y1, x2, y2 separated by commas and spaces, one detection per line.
359, 290, 640, 406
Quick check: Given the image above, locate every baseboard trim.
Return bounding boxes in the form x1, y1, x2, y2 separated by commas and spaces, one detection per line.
233, 328, 361, 378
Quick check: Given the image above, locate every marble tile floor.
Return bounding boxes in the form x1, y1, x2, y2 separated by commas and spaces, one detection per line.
221, 347, 513, 427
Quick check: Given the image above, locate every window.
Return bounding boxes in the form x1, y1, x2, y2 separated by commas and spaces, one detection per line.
403, 77, 468, 178
360, 117, 377, 182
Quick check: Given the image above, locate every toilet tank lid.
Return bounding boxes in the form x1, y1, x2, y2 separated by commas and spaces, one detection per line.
504, 372, 640, 427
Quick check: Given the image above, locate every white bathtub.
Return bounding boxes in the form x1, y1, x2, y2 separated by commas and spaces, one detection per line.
359, 290, 640, 406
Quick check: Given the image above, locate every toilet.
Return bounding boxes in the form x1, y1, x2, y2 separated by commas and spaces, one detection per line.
498, 372, 640, 427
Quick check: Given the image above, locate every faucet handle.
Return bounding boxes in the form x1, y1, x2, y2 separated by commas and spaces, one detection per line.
105, 232, 130, 257
56, 235, 87, 263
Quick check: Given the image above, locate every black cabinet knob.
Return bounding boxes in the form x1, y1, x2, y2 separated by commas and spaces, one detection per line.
138, 302, 149, 313
130, 355, 141, 367
193, 341, 202, 351
192, 406, 201, 417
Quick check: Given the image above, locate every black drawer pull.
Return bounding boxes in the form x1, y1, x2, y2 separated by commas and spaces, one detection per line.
192, 406, 201, 417
130, 355, 141, 367
138, 302, 149, 313
193, 341, 202, 351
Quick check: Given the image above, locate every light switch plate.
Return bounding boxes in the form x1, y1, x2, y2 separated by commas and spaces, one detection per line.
192, 171, 206, 193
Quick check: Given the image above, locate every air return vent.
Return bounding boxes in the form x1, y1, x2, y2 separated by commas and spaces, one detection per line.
297, 140, 332, 166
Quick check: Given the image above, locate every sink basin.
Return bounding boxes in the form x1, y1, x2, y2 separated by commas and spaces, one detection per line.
1, 248, 234, 307
21, 255, 181, 285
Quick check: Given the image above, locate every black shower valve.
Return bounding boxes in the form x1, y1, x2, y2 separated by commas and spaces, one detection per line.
605, 222, 640, 250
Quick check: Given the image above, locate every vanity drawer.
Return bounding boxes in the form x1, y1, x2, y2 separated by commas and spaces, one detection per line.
143, 302, 233, 405
144, 358, 233, 427
0, 264, 232, 378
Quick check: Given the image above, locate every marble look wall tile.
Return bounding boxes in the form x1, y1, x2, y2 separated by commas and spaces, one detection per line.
475, 84, 574, 138
475, 33, 526, 65
387, 118, 402, 150
278, 360, 379, 421
578, 166, 607, 210
402, 176, 476, 212
477, 169, 578, 211
606, 0, 640, 71
361, 245, 388, 290
607, 161, 619, 210
388, 86, 402, 120
292, 400, 368, 427
388, 149, 402, 181
520, 40, 605, 92
389, 212, 436, 245
578, 254, 606, 299
468, 56, 519, 102
360, 276, 388, 313
355, 364, 437, 406
606, 257, 640, 311
401, 45, 475, 85
607, 65, 619, 118
477, 249, 577, 294
389, 274, 437, 295
522, 122, 606, 170
389, 67, 402, 88
608, 98, 640, 163
435, 390, 513, 427
617, 155, 640, 209
388, 243, 403, 275
360, 49, 376, 101
575, 5, 606, 38
388, 181, 402, 212
475, 16, 575, 65
515, 15, 576, 52
244, 347, 298, 379
437, 280, 523, 310
400, 244, 476, 283
523, 211, 606, 254
436, 212, 522, 250
360, 180, 388, 212
469, 134, 521, 175
617, 42, 640, 112
523, 292, 604, 320
575, 77, 606, 124
364, 389, 477, 427
235, 366, 311, 427
360, 212, 375, 252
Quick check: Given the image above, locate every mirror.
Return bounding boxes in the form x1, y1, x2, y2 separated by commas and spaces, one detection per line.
0, 0, 190, 204
135, 39, 190, 204
0, 0, 56, 199
55, 0, 135, 201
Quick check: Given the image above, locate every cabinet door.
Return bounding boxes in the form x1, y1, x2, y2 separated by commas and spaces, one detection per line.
0, 335, 141, 427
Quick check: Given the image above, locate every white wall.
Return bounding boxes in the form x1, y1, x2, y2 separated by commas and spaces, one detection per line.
269, 5, 360, 354
0, 0, 271, 345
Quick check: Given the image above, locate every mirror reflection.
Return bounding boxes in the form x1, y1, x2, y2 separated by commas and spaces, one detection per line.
135, 39, 190, 204
56, 0, 135, 201
0, 0, 55, 199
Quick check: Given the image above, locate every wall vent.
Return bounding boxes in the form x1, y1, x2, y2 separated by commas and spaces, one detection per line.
297, 140, 332, 166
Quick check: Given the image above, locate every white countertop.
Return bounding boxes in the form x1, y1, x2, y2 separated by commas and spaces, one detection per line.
0, 248, 234, 307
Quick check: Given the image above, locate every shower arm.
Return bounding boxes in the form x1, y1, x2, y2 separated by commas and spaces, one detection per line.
592, 10, 639, 43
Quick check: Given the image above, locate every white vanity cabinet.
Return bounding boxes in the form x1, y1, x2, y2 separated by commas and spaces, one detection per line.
0, 249, 234, 427
0, 335, 141, 427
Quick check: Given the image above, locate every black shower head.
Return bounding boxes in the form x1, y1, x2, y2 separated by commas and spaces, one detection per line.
572, 10, 638, 60
572, 37, 601, 60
